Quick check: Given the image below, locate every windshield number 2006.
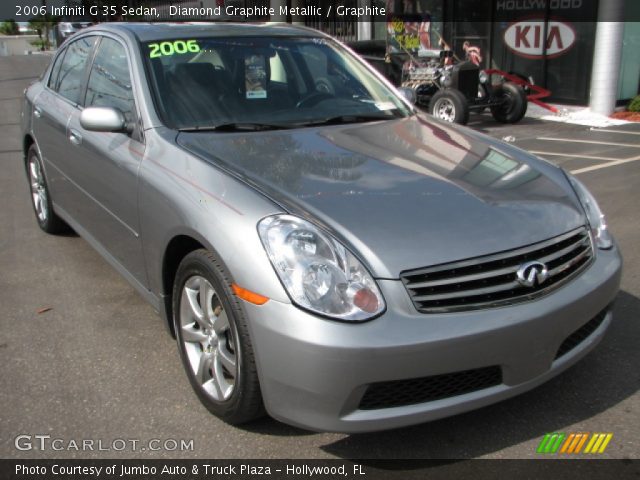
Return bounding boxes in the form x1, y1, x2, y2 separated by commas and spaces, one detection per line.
149, 40, 200, 58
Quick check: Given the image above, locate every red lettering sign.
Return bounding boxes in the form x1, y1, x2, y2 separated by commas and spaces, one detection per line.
504, 20, 576, 59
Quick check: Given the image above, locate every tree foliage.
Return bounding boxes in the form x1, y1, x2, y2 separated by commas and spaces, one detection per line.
0, 20, 19, 35
28, 15, 56, 51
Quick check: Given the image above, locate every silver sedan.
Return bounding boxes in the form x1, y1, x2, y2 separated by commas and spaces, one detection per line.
21, 22, 621, 433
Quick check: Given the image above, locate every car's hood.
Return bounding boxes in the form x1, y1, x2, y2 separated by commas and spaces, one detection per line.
177, 114, 584, 278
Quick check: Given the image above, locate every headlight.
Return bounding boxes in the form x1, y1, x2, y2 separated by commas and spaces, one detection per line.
258, 215, 385, 321
567, 174, 612, 249
479, 71, 489, 84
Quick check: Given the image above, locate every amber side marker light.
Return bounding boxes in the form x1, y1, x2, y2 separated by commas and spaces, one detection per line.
232, 284, 270, 305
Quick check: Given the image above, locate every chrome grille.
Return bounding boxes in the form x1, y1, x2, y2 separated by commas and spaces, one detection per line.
456, 67, 479, 99
401, 227, 593, 313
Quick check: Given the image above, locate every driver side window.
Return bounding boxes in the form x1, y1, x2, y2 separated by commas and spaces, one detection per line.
85, 37, 136, 124
55, 36, 96, 104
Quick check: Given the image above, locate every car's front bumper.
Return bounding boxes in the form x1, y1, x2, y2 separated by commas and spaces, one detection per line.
243, 247, 621, 433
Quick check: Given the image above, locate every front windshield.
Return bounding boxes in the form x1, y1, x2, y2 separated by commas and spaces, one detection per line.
143, 36, 411, 129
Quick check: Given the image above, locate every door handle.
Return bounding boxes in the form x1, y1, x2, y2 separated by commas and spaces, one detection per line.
33, 106, 42, 118
69, 129, 82, 146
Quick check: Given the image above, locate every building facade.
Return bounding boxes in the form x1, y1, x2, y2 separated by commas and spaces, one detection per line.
373, 0, 639, 110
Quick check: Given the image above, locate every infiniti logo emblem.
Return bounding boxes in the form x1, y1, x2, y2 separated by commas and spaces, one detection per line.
516, 261, 549, 288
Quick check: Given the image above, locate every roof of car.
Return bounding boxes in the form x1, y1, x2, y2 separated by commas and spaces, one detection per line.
92, 22, 325, 42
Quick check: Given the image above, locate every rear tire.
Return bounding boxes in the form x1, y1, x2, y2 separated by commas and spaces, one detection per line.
173, 249, 264, 424
428, 89, 470, 125
26, 145, 69, 234
490, 82, 528, 123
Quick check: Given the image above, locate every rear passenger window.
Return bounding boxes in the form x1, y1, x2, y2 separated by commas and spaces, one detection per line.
48, 48, 66, 90
85, 37, 136, 123
56, 36, 96, 104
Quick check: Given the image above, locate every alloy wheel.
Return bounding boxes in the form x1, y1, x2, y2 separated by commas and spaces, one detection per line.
179, 275, 238, 402
28, 156, 48, 223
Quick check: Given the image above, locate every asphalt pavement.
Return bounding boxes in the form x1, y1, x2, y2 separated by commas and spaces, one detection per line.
0, 54, 638, 460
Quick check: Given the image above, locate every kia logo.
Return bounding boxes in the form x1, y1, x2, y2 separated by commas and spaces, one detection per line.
504, 20, 576, 59
516, 261, 549, 288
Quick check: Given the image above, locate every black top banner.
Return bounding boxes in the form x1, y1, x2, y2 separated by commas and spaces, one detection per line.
1, 1, 640, 23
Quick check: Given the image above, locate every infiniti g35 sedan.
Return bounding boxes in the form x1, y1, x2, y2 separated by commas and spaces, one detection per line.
21, 23, 622, 433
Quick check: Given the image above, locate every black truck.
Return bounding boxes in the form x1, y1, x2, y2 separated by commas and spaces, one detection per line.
349, 34, 528, 125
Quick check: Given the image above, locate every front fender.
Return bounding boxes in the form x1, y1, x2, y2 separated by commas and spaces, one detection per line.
138, 129, 291, 313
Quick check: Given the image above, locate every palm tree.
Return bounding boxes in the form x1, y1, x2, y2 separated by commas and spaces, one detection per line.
29, 13, 55, 51
0, 20, 19, 35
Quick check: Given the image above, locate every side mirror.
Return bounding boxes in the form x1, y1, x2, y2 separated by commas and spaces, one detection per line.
80, 107, 131, 133
398, 87, 417, 105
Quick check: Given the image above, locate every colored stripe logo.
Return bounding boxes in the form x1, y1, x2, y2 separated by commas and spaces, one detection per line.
537, 433, 613, 454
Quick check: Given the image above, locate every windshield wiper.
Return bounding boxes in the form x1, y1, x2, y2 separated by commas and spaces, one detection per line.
177, 113, 405, 132
297, 112, 404, 127
178, 122, 292, 132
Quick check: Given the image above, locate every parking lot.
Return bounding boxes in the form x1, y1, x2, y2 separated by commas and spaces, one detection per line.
474, 116, 640, 175
0, 54, 638, 459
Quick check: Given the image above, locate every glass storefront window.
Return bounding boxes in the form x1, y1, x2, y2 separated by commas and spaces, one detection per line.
491, 0, 599, 104
618, 19, 640, 100
385, 0, 443, 52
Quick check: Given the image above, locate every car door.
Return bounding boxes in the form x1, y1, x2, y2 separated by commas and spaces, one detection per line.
65, 34, 148, 285
32, 35, 97, 215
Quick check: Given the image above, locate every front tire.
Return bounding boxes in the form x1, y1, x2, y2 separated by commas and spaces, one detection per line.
173, 249, 264, 424
490, 82, 528, 123
428, 89, 470, 125
26, 145, 69, 234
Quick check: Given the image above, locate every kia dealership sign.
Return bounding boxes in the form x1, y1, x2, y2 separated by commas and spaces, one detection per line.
504, 20, 576, 59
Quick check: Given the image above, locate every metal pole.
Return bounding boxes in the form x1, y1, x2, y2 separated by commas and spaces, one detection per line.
270, 0, 287, 21
356, 0, 372, 40
290, 0, 305, 25
541, 0, 550, 89
589, 0, 625, 115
